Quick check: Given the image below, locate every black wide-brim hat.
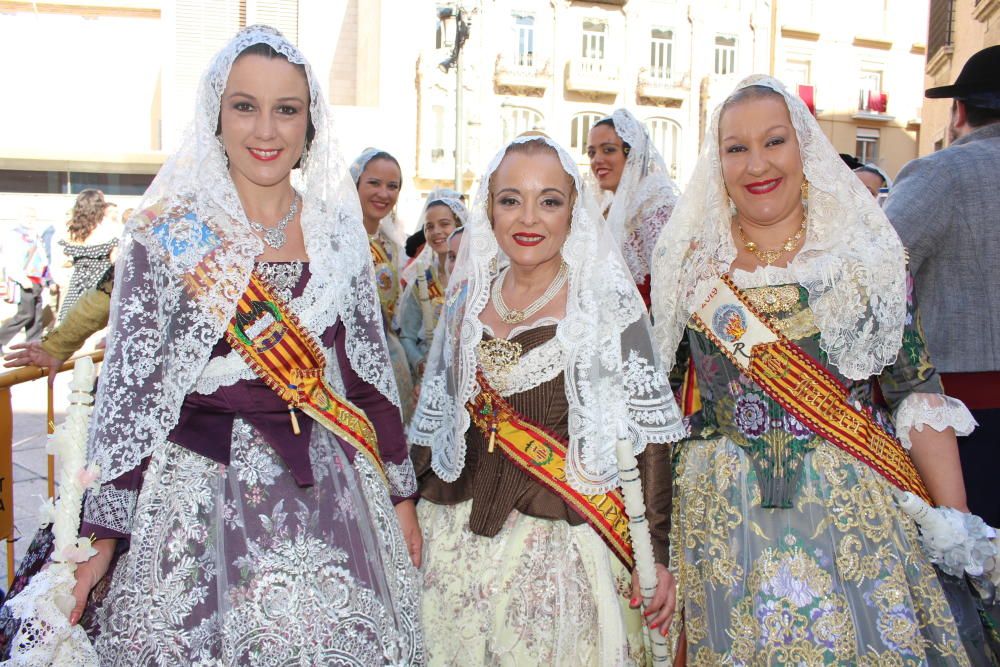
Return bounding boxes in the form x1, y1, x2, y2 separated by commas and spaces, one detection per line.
926, 45, 1000, 101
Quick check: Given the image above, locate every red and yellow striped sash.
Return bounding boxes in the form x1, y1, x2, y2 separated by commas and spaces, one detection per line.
225, 270, 386, 482
468, 373, 634, 569
692, 275, 931, 502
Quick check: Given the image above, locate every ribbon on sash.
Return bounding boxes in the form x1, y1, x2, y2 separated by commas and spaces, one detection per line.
468, 372, 634, 569
224, 270, 387, 483
692, 275, 931, 502
369, 236, 398, 318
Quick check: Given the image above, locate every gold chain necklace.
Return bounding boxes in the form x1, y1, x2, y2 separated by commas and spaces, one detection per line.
492, 262, 568, 325
736, 217, 807, 266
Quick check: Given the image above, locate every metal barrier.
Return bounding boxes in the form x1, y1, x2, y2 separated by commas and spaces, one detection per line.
0, 350, 104, 588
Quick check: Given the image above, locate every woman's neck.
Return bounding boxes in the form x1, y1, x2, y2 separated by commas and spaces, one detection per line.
232, 173, 295, 223
505, 255, 563, 297
363, 215, 381, 236
733, 206, 805, 250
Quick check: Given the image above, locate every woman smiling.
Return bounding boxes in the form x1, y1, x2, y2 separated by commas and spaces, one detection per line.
410, 136, 686, 665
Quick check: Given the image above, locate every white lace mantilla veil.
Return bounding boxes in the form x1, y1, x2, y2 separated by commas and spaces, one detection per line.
650, 75, 907, 381
408, 136, 687, 495
87, 25, 399, 483
589, 109, 679, 283
399, 188, 468, 286
349, 147, 407, 251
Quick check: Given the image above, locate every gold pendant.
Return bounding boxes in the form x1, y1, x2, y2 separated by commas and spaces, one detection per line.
499, 309, 526, 324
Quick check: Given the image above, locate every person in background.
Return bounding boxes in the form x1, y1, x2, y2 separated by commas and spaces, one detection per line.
853, 163, 892, 197
0, 223, 52, 352
587, 110, 679, 308
885, 45, 1000, 529
350, 148, 415, 421
443, 225, 464, 278
397, 188, 466, 382
56, 189, 120, 321
3, 267, 113, 382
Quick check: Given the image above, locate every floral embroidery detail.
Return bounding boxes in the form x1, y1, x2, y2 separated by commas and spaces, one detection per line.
734, 393, 768, 437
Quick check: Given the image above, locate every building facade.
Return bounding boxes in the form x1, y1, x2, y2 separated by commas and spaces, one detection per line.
920, 0, 1000, 156
0, 0, 934, 235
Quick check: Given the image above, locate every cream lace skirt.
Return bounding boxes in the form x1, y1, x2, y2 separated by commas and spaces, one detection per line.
669, 438, 970, 666
92, 421, 424, 666
418, 499, 647, 666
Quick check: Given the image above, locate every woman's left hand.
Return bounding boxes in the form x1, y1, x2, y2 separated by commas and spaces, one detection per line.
630, 563, 677, 636
394, 499, 423, 568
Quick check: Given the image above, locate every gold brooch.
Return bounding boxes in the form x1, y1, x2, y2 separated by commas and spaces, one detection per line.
476, 338, 523, 392
745, 285, 800, 315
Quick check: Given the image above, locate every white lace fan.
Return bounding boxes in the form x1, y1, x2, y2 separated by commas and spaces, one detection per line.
4, 358, 101, 666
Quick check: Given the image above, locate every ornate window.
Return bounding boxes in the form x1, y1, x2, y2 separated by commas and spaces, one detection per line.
647, 117, 682, 179
570, 111, 605, 157
501, 106, 544, 146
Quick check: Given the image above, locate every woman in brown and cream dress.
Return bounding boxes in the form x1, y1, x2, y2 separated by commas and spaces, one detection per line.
409, 135, 687, 666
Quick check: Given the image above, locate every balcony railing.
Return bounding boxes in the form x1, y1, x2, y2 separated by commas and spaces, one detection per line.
636, 68, 689, 106
494, 53, 551, 96
566, 57, 620, 96
853, 89, 896, 121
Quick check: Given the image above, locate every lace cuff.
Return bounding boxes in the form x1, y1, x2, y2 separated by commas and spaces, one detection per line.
385, 458, 418, 498
894, 393, 978, 450
82, 485, 138, 535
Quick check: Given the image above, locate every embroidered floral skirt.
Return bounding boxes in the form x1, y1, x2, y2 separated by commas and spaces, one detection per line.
92, 420, 424, 666
417, 499, 646, 666
669, 438, 970, 666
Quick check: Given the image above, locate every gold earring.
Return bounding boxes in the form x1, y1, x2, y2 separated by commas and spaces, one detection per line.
800, 179, 810, 200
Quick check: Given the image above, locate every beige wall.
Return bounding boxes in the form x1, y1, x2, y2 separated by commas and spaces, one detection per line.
920, 0, 1000, 156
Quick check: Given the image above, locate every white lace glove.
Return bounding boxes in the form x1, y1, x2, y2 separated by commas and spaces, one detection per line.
896, 491, 999, 583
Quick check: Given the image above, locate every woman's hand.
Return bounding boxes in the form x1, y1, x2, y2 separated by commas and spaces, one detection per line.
69, 538, 117, 625
394, 499, 423, 568
630, 563, 677, 636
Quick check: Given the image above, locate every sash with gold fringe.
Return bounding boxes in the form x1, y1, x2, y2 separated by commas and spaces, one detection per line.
224, 270, 387, 483
692, 275, 931, 502
468, 372, 634, 569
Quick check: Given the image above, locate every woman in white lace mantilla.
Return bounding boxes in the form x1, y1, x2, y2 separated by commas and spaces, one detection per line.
396, 189, 467, 382
651, 75, 993, 665
409, 135, 687, 666
20, 26, 425, 666
587, 110, 679, 308
350, 147, 415, 423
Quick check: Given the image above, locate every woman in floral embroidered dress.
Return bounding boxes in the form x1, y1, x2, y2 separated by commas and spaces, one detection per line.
587, 110, 679, 308
350, 147, 415, 423
409, 135, 688, 666
650, 76, 993, 665
54, 26, 423, 665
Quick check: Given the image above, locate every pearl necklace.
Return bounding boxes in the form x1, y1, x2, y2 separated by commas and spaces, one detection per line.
492, 261, 569, 325
737, 216, 806, 266
247, 191, 300, 249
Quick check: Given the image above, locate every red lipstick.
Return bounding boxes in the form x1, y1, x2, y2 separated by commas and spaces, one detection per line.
513, 233, 544, 247
744, 178, 782, 195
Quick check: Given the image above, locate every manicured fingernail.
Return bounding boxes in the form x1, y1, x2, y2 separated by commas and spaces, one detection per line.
643, 609, 655, 617
648, 621, 660, 629
630, 596, 639, 606
661, 626, 669, 636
